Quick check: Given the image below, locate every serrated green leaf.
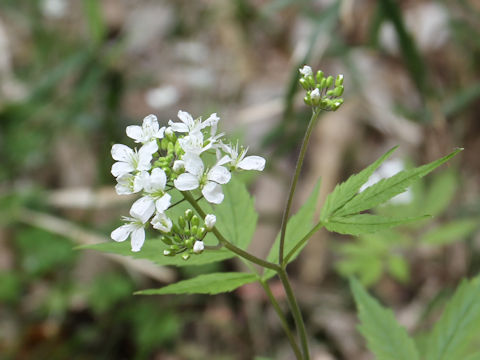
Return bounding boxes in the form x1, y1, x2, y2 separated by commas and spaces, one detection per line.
325, 214, 430, 235
421, 219, 478, 245
263, 180, 321, 280
425, 277, 480, 360
135, 272, 257, 295
350, 278, 420, 360
203, 179, 259, 250
335, 149, 463, 217
320, 147, 397, 220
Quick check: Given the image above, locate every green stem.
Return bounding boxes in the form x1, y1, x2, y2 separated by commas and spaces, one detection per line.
283, 222, 324, 266
182, 191, 281, 272
259, 280, 303, 360
279, 109, 321, 264
278, 268, 310, 360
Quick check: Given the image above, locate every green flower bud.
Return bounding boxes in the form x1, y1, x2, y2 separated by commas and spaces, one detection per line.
333, 85, 344, 97
165, 127, 176, 141
304, 95, 312, 106
173, 235, 182, 244
335, 74, 344, 86
326, 89, 334, 96
160, 236, 173, 246
185, 209, 193, 220
178, 216, 186, 228
185, 237, 194, 248
171, 244, 180, 251
191, 225, 198, 236
163, 249, 174, 256
299, 78, 310, 90
319, 78, 327, 89
191, 215, 199, 226
174, 140, 182, 155
307, 75, 316, 88
161, 137, 168, 151
172, 224, 181, 234
182, 254, 190, 261
325, 76, 333, 88
196, 227, 206, 238
167, 142, 174, 154
316, 70, 324, 83
183, 226, 190, 236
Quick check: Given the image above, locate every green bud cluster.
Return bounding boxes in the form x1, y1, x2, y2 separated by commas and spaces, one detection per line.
299, 68, 344, 111
155, 133, 184, 180
161, 209, 209, 260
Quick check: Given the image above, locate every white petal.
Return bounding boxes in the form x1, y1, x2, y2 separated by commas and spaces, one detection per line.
130, 196, 155, 223
216, 155, 231, 167
149, 168, 167, 191
143, 114, 158, 131
178, 110, 194, 127
137, 142, 157, 171
111, 224, 133, 242
139, 140, 158, 156
207, 166, 231, 184
174, 173, 200, 191
130, 227, 145, 252
193, 241, 204, 253
168, 120, 189, 133
111, 161, 134, 177
126, 125, 143, 142
133, 171, 150, 192
202, 182, 224, 204
151, 213, 172, 232
155, 193, 171, 213
237, 156, 266, 171
115, 174, 135, 195
183, 153, 204, 177
111, 144, 133, 162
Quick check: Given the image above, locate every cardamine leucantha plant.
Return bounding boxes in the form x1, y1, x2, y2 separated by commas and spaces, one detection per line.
87, 66, 467, 359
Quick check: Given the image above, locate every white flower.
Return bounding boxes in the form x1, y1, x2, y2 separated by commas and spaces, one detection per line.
174, 156, 231, 204
115, 173, 144, 195
151, 212, 173, 233
360, 159, 413, 205
111, 141, 158, 177
310, 88, 321, 100
168, 110, 219, 136
111, 212, 147, 252
130, 168, 172, 223
126, 114, 165, 144
299, 65, 313, 77
193, 241, 204, 253
204, 214, 216, 230
221, 142, 266, 171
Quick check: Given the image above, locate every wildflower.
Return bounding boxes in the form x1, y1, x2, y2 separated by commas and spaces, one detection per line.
310, 88, 321, 101
151, 212, 173, 233
174, 156, 231, 204
111, 212, 147, 252
221, 142, 265, 171
204, 214, 216, 230
168, 110, 219, 136
115, 173, 144, 195
126, 114, 165, 144
130, 168, 171, 223
111, 141, 158, 177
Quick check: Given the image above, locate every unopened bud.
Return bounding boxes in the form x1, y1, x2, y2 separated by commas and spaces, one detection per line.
333, 85, 344, 97
182, 254, 190, 260
163, 249, 173, 256
185, 209, 193, 220
299, 65, 313, 77
325, 76, 333, 88
193, 241, 204, 254
316, 70, 324, 83
299, 78, 310, 90
335, 74, 344, 86
204, 214, 216, 230
191, 215, 199, 227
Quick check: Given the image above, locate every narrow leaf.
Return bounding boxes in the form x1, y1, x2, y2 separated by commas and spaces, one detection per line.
135, 272, 257, 295
263, 180, 321, 280
425, 276, 480, 360
335, 149, 462, 217
350, 278, 420, 360
325, 214, 430, 236
320, 147, 397, 220
421, 219, 478, 245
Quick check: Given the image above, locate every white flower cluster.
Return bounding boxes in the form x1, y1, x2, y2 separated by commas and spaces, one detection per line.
110, 111, 266, 253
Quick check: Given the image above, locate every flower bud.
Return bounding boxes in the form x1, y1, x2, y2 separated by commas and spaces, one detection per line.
316, 70, 324, 83
178, 216, 186, 228
193, 241, 204, 254
335, 74, 344, 86
173, 160, 185, 173
182, 254, 190, 260
167, 142, 174, 154
306, 75, 316, 88
160, 137, 168, 151
191, 215, 200, 226
325, 76, 333, 88
160, 236, 173, 246
333, 85, 344, 97
196, 227, 206, 238
299, 65, 313, 77
185, 209, 193, 221
165, 127, 175, 141
319, 78, 327, 89
204, 214, 216, 230
191, 225, 198, 235
163, 249, 173, 256
299, 78, 310, 90
310, 88, 321, 101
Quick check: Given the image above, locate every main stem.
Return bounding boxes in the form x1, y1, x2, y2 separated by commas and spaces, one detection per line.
259, 280, 303, 360
278, 109, 321, 264
182, 191, 281, 272
278, 267, 310, 360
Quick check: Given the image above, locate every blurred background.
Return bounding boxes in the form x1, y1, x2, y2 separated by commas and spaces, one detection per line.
0, 0, 479, 359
